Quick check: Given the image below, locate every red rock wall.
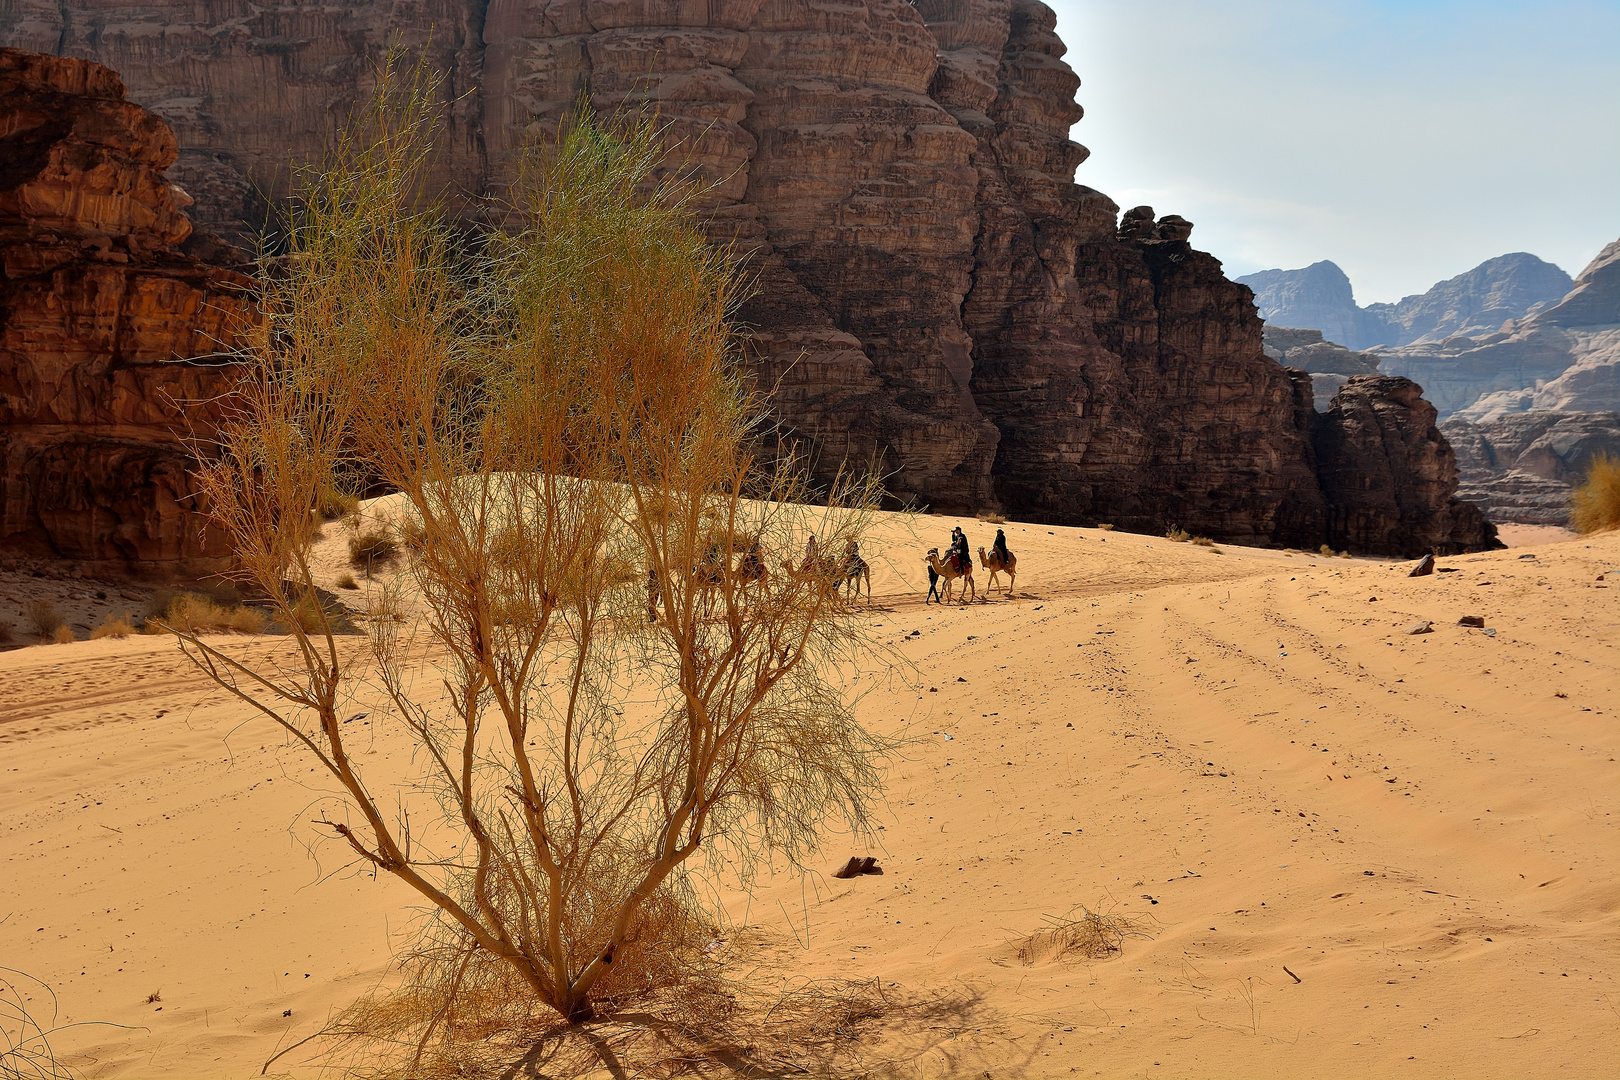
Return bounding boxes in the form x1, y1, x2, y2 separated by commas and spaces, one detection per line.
3, 3, 1498, 556
1, 48, 256, 571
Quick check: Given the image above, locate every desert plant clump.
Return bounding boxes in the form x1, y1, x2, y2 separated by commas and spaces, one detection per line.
1165, 525, 1191, 543
348, 530, 399, 574
51, 625, 76, 645
174, 68, 894, 1044
91, 613, 137, 640
335, 572, 360, 590
976, 510, 1006, 524
1191, 535, 1214, 546
143, 592, 268, 636
1571, 453, 1620, 534
1096, 522, 1115, 531
315, 484, 360, 521
1016, 903, 1154, 965
1319, 543, 1336, 557
23, 599, 64, 642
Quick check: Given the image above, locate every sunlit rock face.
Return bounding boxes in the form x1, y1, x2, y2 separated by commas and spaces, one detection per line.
3, 3, 1495, 553
0, 48, 256, 572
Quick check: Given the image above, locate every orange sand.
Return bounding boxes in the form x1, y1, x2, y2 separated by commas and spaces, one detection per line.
3, 516, 1616, 1077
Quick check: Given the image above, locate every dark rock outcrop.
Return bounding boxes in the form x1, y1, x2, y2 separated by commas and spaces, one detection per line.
1440, 411, 1620, 526
1239, 253, 1573, 352
0, 48, 255, 572
1, 4, 1496, 557
1312, 376, 1497, 556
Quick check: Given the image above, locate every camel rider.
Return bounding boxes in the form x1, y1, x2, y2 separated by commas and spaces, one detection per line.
951, 528, 970, 575
993, 528, 1011, 565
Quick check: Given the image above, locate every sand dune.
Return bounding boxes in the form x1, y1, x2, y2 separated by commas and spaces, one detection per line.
2, 516, 1616, 1077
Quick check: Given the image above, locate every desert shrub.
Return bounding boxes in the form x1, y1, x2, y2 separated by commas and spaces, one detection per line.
23, 599, 63, 641
1191, 535, 1214, 546
1016, 903, 1154, 965
1165, 525, 1191, 543
1571, 453, 1620, 534
1097, 522, 1115, 531
91, 613, 136, 640
335, 572, 360, 590
1319, 543, 1335, 557
143, 592, 267, 635
51, 626, 75, 645
976, 511, 1006, 524
179, 80, 890, 1032
348, 530, 399, 572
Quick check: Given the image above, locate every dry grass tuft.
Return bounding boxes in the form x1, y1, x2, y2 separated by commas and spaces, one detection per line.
142, 592, 267, 636
1191, 535, 1214, 546
23, 599, 63, 642
1165, 525, 1191, 543
1097, 523, 1115, 531
1571, 453, 1620, 534
91, 613, 136, 640
1016, 903, 1154, 965
316, 485, 360, 521
348, 530, 400, 573
976, 511, 1007, 524
50, 626, 76, 645
335, 572, 360, 590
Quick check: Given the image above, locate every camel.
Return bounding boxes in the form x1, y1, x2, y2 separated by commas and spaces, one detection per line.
925, 547, 975, 604
841, 551, 871, 601
977, 545, 1016, 594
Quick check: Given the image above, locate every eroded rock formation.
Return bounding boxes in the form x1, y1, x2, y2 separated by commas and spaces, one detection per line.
2, 4, 1498, 556
0, 48, 255, 571
1313, 377, 1496, 556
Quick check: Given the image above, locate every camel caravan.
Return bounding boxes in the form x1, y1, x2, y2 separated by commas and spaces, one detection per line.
647, 522, 1015, 620
925, 525, 1015, 605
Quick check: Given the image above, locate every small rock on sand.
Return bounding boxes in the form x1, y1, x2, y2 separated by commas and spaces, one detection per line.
1457, 616, 1486, 628
1410, 554, 1435, 577
1405, 621, 1434, 635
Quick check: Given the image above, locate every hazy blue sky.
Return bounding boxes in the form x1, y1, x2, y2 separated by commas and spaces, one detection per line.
1049, 0, 1620, 303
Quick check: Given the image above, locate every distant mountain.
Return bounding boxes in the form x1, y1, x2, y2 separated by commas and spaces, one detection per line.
1237, 261, 1391, 351
1238, 254, 1572, 351
1381, 239, 1620, 420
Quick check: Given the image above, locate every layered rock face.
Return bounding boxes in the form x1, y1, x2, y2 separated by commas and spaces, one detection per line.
1383, 238, 1620, 420
3, 4, 1497, 555
1238, 253, 1573, 352
1313, 377, 1496, 556
0, 0, 488, 248
0, 49, 255, 571
1441, 411, 1620, 526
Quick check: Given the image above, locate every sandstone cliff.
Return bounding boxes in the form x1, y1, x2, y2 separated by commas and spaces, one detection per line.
0, 48, 254, 571
1312, 377, 1495, 556
1, 5, 1497, 557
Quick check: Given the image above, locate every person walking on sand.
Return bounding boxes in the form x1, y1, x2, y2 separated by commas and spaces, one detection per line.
803, 533, 818, 572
